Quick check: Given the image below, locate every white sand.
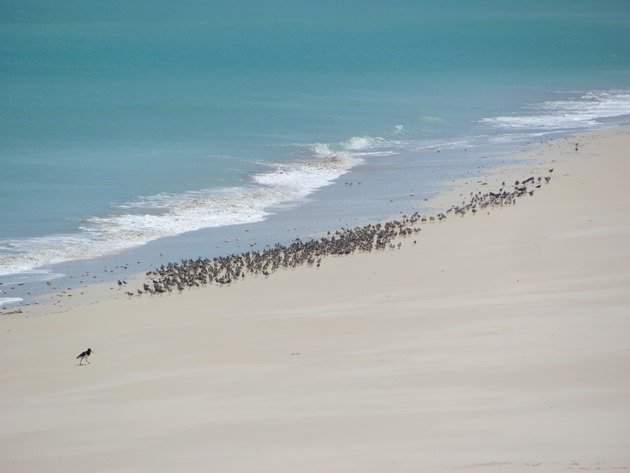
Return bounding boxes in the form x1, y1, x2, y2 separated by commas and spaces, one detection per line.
1, 127, 629, 472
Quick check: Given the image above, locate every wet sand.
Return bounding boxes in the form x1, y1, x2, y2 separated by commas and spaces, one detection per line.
1, 126, 629, 472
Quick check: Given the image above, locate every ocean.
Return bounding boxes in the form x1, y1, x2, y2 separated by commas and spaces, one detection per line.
1, 0, 630, 306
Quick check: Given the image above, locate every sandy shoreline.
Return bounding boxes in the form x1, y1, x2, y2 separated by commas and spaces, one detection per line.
0, 131, 562, 318
1, 126, 629, 472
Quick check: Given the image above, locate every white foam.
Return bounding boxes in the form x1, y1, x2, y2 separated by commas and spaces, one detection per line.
253, 156, 359, 193
0, 193, 272, 276
0, 137, 398, 276
0, 297, 23, 307
0, 269, 64, 285
341, 136, 385, 151
481, 90, 630, 131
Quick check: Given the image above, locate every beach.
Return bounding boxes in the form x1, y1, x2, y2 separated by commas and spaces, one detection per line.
1, 125, 629, 472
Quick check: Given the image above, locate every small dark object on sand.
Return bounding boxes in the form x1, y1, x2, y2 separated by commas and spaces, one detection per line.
76, 348, 93, 365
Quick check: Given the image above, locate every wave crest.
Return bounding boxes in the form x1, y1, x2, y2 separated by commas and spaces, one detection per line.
481, 90, 630, 130
0, 136, 398, 275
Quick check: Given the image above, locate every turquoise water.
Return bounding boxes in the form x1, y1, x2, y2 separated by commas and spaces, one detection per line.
1, 1, 630, 300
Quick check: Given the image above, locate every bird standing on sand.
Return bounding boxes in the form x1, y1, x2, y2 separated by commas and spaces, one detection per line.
76, 348, 93, 365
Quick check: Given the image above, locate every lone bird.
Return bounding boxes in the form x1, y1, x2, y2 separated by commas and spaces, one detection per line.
76, 348, 93, 365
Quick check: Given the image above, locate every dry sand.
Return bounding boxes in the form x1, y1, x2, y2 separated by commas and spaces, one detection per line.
1, 127, 629, 472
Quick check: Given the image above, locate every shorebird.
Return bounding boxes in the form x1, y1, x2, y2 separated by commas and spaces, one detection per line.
76, 348, 93, 365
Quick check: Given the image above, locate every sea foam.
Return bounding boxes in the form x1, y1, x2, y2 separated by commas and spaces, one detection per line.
481, 90, 630, 131
0, 297, 23, 307
0, 137, 395, 276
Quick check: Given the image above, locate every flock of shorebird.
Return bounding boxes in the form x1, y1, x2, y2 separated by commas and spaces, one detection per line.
129, 169, 553, 297
80, 169, 555, 367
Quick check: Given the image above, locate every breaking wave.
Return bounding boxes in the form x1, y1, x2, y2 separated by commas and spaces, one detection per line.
0, 136, 396, 276
481, 89, 630, 131
0, 297, 23, 307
